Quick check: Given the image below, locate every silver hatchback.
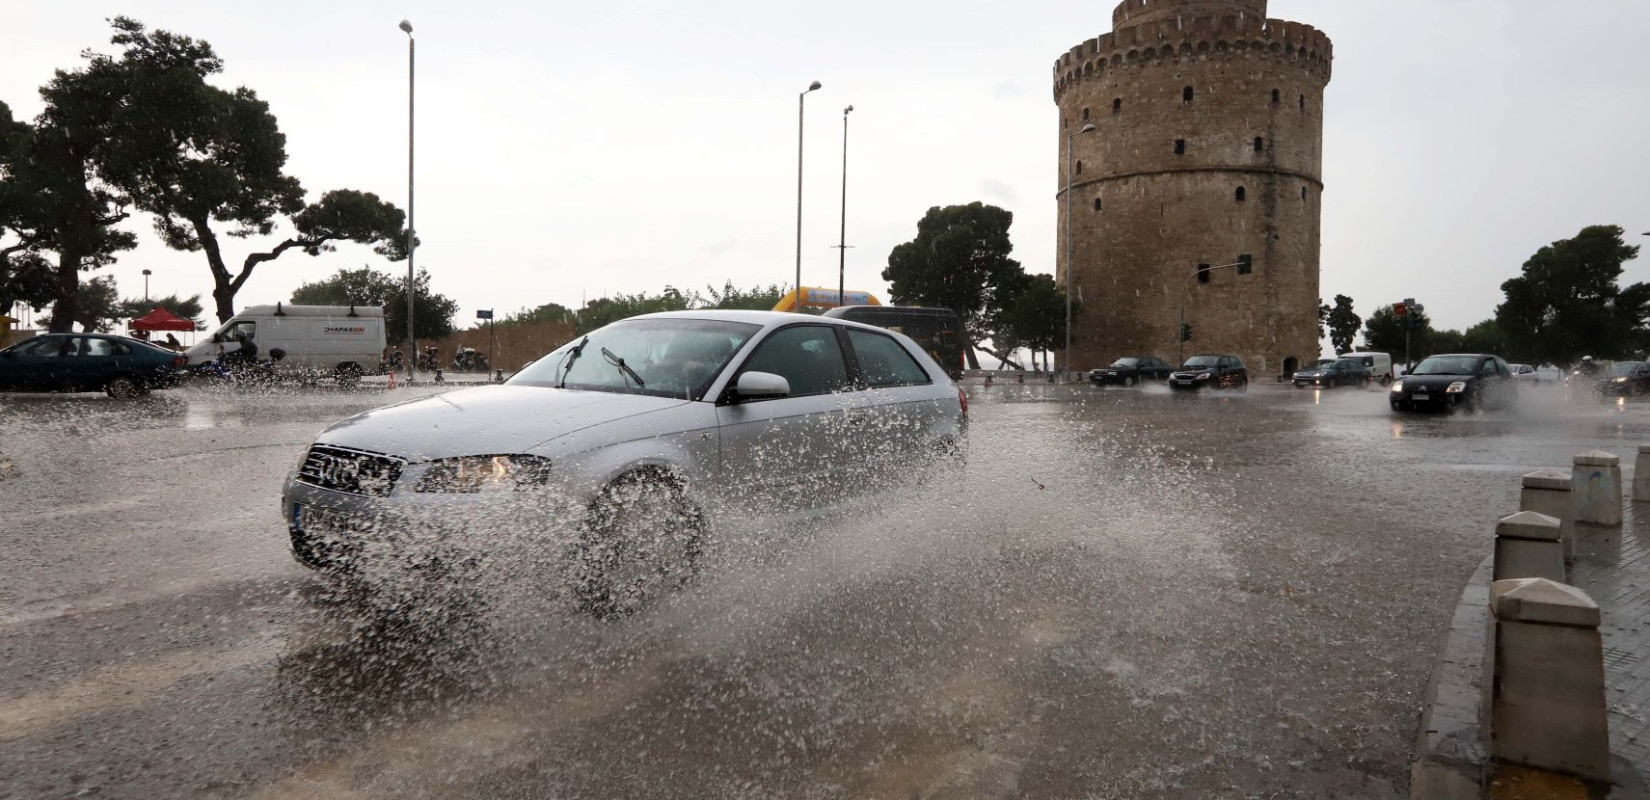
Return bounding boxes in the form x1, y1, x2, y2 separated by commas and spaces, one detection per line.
281, 310, 967, 615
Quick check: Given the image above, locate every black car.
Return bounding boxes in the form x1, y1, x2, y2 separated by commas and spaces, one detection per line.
0, 333, 184, 398
1089, 356, 1174, 387
1293, 357, 1371, 389
1169, 354, 1248, 392
1390, 354, 1517, 413
1585, 361, 1650, 397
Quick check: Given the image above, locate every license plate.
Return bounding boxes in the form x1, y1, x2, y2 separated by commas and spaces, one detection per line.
1176, 380, 1192, 385
1412, 393, 1430, 401
292, 504, 373, 536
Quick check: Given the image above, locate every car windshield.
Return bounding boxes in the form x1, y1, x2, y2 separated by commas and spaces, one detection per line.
1111, 358, 1140, 367
1410, 356, 1481, 376
1183, 356, 1220, 368
510, 318, 759, 399
1610, 362, 1643, 376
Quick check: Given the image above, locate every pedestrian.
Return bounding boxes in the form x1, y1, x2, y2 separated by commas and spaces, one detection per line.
165, 333, 181, 349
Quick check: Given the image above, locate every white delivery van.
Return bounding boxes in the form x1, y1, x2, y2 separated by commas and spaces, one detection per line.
186, 304, 386, 378
1341, 351, 1395, 386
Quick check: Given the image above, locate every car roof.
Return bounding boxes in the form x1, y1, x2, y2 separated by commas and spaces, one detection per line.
629, 309, 892, 334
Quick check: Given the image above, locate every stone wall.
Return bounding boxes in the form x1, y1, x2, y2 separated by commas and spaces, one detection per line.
1052, 0, 1331, 376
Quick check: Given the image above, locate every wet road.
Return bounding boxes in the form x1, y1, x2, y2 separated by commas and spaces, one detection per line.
4, 380, 1649, 799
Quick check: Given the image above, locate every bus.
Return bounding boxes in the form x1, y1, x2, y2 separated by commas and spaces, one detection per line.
823, 306, 967, 379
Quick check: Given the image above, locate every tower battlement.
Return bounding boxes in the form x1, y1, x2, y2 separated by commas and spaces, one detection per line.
1053, 13, 1332, 101
1112, 0, 1267, 30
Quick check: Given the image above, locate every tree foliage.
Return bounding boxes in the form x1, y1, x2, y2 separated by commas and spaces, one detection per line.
1362, 304, 1434, 366
702, 281, 787, 311
1326, 295, 1361, 355
291, 266, 456, 342
118, 293, 205, 329
44, 275, 121, 332
883, 203, 1025, 345
69, 18, 407, 324
1495, 225, 1644, 364
996, 273, 1074, 370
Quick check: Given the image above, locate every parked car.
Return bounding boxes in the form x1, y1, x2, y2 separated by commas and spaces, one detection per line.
1169, 354, 1248, 392
0, 333, 184, 398
1389, 354, 1518, 413
1293, 357, 1370, 389
282, 310, 968, 618
1341, 352, 1395, 386
1089, 356, 1174, 387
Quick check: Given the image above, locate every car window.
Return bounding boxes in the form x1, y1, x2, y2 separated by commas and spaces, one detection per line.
113, 342, 131, 355
78, 338, 114, 357
738, 325, 849, 398
16, 337, 65, 357
847, 329, 931, 388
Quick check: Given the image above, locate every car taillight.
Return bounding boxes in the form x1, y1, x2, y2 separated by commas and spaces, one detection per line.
172, 356, 186, 368
957, 387, 968, 418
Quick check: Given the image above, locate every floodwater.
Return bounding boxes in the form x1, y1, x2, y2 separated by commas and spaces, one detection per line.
3, 380, 1649, 799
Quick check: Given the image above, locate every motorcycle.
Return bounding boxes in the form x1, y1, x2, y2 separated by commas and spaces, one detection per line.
452, 347, 489, 373
189, 348, 286, 387
416, 347, 440, 372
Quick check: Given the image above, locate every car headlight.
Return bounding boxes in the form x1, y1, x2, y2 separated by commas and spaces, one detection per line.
1614, 377, 1630, 383
415, 454, 552, 493
1391, 380, 1404, 393
1196, 373, 1211, 380
1446, 381, 1468, 393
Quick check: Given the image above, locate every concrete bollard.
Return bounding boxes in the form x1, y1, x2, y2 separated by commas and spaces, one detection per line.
1520, 470, 1575, 564
1572, 451, 1623, 527
1492, 512, 1565, 583
1487, 578, 1610, 782
1635, 445, 1650, 503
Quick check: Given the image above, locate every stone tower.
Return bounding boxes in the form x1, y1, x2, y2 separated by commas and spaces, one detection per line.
1052, 0, 1332, 377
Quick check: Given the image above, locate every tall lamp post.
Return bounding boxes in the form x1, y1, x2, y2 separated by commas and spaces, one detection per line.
795, 80, 822, 312
1064, 123, 1095, 376
836, 105, 854, 310
399, 19, 417, 381
142, 269, 151, 302
1177, 260, 1244, 365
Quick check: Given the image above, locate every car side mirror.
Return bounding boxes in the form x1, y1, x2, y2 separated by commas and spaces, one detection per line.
211, 333, 222, 344
734, 371, 790, 400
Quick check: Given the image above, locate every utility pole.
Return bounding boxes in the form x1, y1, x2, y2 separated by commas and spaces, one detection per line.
836, 105, 854, 311
399, 19, 417, 382
795, 80, 822, 312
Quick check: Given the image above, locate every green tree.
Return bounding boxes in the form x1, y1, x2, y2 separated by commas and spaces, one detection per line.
1, 90, 138, 331
1495, 225, 1645, 364
118, 293, 205, 329
73, 19, 408, 324
883, 203, 1027, 350
291, 266, 455, 342
575, 287, 698, 333
501, 302, 577, 327
45, 275, 121, 332
1317, 299, 1331, 344
1363, 304, 1434, 368
1326, 295, 1361, 355
998, 273, 1073, 371
703, 281, 786, 311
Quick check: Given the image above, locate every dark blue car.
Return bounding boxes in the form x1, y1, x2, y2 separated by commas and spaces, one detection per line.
0, 333, 184, 398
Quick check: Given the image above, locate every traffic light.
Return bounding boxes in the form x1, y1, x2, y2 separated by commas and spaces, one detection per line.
1180, 323, 1192, 342
1237, 253, 1253, 275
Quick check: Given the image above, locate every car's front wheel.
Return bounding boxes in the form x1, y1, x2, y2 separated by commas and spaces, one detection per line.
1123, 375, 1137, 387
569, 472, 704, 618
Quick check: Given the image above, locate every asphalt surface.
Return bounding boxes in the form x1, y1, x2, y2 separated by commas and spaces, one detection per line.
3, 378, 1648, 799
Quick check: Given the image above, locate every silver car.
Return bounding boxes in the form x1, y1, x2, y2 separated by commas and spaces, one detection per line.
281, 310, 967, 615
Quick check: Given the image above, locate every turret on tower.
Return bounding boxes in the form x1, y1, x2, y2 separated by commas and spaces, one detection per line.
1052, 0, 1332, 377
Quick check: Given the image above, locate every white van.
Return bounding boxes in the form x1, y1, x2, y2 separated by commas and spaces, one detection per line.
187, 304, 386, 378
1341, 351, 1395, 386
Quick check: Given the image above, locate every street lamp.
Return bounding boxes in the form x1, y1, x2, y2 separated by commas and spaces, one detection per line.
1177, 261, 1245, 365
837, 105, 854, 312
399, 19, 417, 382
141, 269, 151, 302
795, 80, 822, 312
1063, 122, 1096, 376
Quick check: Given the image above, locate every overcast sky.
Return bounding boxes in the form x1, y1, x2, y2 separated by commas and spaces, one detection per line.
5, 0, 1648, 336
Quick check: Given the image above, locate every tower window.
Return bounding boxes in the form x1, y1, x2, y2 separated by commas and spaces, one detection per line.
1183, 86, 1194, 103
1075, 160, 1083, 175
1093, 198, 1103, 212
1272, 89, 1280, 104
1113, 98, 1122, 114
1197, 264, 1212, 284
1174, 139, 1186, 155
1253, 137, 1264, 152
1238, 254, 1254, 275
1082, 107, 1090, 121
1235, 186, 1247, 202
1302, 187, 1308, 201
1300, 94, 1306, 111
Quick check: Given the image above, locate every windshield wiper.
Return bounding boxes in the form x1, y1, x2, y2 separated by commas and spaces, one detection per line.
601, 346, 645, 389
558, 336, 590, 388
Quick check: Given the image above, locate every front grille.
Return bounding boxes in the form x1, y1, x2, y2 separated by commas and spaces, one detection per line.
295, 444, 404, 497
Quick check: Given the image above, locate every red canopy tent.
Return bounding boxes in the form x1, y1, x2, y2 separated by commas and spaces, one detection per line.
129, 307, 196, 332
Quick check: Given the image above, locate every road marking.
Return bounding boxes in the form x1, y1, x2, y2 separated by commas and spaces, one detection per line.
0, 637, 283, 742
